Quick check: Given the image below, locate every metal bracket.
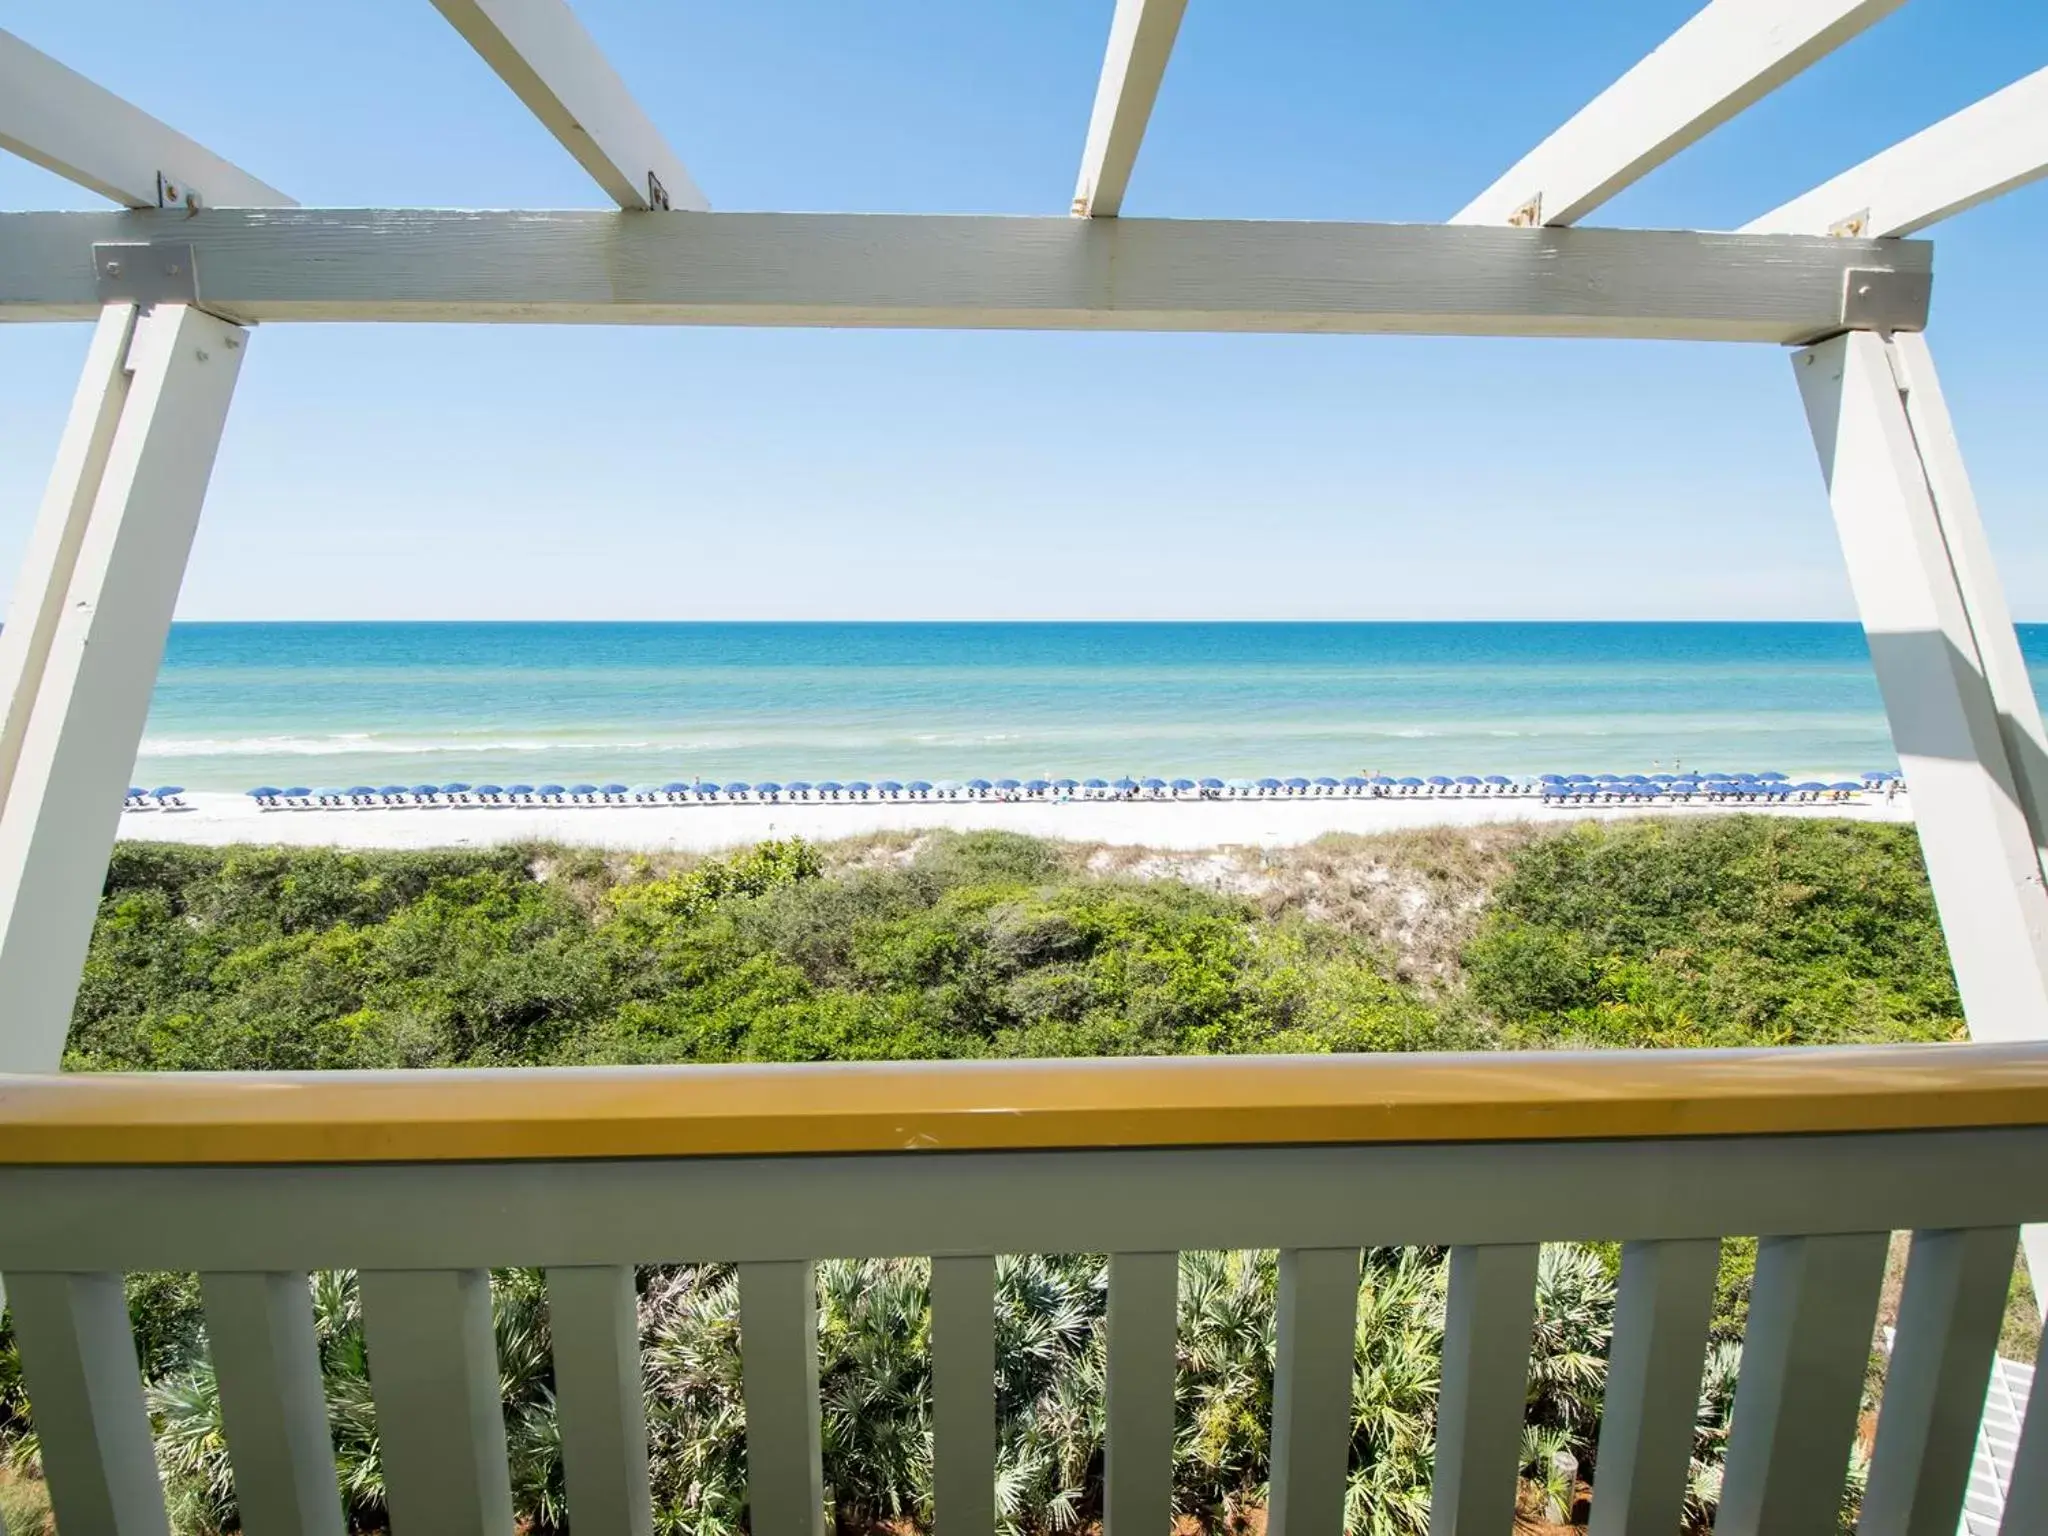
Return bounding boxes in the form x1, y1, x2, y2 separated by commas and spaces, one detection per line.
1841, 267, 1933, 333
93, 243, 200, 308
1828, 208, 1871, 239
646, 170, 671, 211
1506, 193, 1543, 228
155, 173, 202, 217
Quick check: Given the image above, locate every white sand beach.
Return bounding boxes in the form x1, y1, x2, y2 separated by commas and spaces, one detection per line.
114, 790, 1914, 854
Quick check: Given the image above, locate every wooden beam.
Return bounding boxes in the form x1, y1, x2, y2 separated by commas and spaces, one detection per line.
430, 0, 705, 212
0, 28, 291, 208
1072, 0, 1188, 217
1745, 66, 2048, 237
1452, 0, 1904, 227
0, 209, 1933, 342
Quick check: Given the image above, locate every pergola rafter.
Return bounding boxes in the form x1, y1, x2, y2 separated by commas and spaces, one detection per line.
429, 0, 706, 212
1746, 64, 2048, 237
1452, 0, 1904, 227
0, 27, 292, 209
1071, 0, 1187, 217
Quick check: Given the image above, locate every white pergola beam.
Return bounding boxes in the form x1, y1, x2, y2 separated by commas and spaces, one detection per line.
430, 0, 705, 212
1452, 0, 1904, 227
0, 304, 249, 1072
1745, 66, 2048, 237
0, 28, 291, 209
0, 210, 1933, 343
1071, 0, 1188, 218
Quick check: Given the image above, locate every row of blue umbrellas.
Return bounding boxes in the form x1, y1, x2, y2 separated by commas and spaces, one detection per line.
231, 769, 1904, 810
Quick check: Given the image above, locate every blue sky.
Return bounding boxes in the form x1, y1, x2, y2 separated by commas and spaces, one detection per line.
2, 0, 2045, 621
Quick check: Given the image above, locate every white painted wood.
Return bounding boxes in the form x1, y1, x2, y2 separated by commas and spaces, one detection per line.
1862, 1227, 2017, 1536
201, 1272, 344, 1536
1746, 67, 2048, 237
1800, 332, 2048, 1312
1792, 333, 2048, 1048
738, 1260, 824, 1536
1452, 0, 1903, 226
1266, 1248, 1358, 1536
930, 1255, 996, 1536
1071, 0, 1187, 217
1716, 1230, 1889, 1535
430, 0, 704, 212
0, 305, 136, 838
2004, 1328, 2048, 1531
8, 1128, 2048, 1274
0, 209, 1935, 343
545, 1265, 654, 1536
1587, 1238, 1719, 1536
1429, 1244, 1538, 1536
1104, 1251, 1177, 1536
0, 28, 290, 207
0, 304, 247, 1073
358, 1269, 514, 1536
3, 1270, 169, 1536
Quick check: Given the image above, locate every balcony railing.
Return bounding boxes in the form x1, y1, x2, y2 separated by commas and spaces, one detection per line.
3, 1044, 2047, 1536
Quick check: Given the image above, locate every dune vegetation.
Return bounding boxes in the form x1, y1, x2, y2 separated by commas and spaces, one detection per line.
0, 817, 1983, 1534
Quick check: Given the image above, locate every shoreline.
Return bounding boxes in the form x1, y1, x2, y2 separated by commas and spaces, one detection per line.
115, 790, 1915, 854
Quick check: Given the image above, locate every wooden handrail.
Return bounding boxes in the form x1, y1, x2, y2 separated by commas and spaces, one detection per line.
1, 1044, 2045, 1165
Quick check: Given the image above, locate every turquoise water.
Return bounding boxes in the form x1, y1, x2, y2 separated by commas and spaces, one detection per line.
133, 621, 2048, 792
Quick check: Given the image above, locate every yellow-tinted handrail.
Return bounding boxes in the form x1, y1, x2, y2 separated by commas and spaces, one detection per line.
0, 1044, 2045, 1165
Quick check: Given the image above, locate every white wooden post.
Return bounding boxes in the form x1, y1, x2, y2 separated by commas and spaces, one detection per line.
1794, 329, 2048, 1302
0, 303, 248, 1072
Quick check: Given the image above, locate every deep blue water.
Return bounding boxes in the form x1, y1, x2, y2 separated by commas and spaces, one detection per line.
133, 621, 2048, 790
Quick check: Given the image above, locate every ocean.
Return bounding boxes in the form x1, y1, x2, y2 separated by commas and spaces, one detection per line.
131, 621, 2039, 793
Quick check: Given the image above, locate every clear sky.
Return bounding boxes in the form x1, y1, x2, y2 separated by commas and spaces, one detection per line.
2, 0, 2044, 621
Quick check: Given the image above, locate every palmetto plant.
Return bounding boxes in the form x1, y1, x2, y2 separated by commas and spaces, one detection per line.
117, 1243, 1623, 1536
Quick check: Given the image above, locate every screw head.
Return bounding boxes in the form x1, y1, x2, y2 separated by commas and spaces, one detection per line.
104, 259, 122, 275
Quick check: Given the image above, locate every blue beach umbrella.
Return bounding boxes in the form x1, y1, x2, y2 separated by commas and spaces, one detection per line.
1794, 781, 1826, 791
757, 782, 784, 796
1142, 777, 1167, 790
1316, 776, 1341, 788
505, 784, 534, 795
539, 784, 566, 797
248, 786, 281, 798
848, 781, 872, 794
1427, 775, 1454, 787
1342, 776, 1368, 788
1084, 778, 1108, 789
1172, 778, 1196, 791
1539, 774, 1566, 784
995, 778, 1020, 790
345, 786, 376, 798
1284, 776, 1310, 790
1054, 778, 1079, 790
723, 781, 750, 795
1456, 775, 1482, 786
1257, 777, 1282, 790
1205, 778, 1230, 790
1832, 781, 1863, 791
474, 784, 504, 796
908, 780, 933, 793
1862, 769, 1894, 782
1484, 775, 1511, 786
879, 780, 903, 794
283, 787, 311, 798
1623, 774, 1651, 784
663, 782, 690, 794
602, 784, 629, 796
412, 784, 440, 797
378, 784, 409, 796
1754, 771, 1788, 781
442, 783, 471, 794
787, 781, 813, 794
569, 783, 598, 795
817, 781, 842, 793
1114, 777, 1140, 790
1398, 777, 1424, 788
967, 778, 992, 791
1026, 779, 1051, 792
